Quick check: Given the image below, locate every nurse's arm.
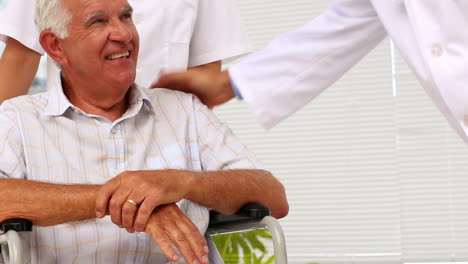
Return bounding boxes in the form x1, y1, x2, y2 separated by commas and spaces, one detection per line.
0, 37, 41, 104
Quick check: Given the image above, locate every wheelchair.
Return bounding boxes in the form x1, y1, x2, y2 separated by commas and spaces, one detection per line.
0, 204, 287, 263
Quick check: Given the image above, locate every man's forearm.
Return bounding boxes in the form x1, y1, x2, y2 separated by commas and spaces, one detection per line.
184, 169, 289, 218
95, 169, 288, 234
0, 178, 209, 264
0, 179, 100, 226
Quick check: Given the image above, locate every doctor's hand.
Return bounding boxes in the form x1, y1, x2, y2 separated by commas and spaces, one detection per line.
145, 204, 209, 264
151, 70, 234, 108
95, 170, 192, 233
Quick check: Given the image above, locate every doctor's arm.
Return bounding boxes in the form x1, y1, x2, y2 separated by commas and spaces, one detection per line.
153, 0, 388, 116
0, 37, 41, 104
188, 60, 221, 74
151, 60, 224, 108
151, 70, 233, 109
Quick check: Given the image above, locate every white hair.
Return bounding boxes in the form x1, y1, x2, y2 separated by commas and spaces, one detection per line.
35, 0, 72, 39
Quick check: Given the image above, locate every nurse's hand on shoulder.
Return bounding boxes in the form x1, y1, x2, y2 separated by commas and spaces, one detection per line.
151, 70, 234, 109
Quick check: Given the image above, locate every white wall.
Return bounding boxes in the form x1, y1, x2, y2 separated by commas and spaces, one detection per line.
216, 1, 468, 263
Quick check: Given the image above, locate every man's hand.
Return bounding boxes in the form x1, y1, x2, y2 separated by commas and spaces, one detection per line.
95, 170, 192, 233
151, 70, 234, 108
145, 204, 209, 264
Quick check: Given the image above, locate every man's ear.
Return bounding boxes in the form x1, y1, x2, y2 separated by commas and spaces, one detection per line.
39, 29, 68, 66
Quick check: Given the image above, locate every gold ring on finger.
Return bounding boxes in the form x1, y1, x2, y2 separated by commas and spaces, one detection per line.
126, 199, 138, 207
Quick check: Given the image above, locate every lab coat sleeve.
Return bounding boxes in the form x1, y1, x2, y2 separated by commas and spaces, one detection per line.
229, 0, 387, 129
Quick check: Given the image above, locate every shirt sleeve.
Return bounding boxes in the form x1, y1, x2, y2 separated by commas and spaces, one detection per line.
188, 0, 253, 67
229, 0, 387, 129
0, 101, 26, 179
0, 0, 44, 54
191, 95, 264, 171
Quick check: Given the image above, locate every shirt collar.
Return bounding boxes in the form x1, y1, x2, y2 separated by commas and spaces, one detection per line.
44, 72, 155, 117
44, 71, 73, 116
106, 85, 155, 123
125, 84, 155, 115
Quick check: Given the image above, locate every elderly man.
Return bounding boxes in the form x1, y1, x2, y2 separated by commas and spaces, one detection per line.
0, 0, 288, 263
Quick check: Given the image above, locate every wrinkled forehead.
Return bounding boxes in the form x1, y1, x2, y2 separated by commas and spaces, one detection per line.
63, 0, 132, 23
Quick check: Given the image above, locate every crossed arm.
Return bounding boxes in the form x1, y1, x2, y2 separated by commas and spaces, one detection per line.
95, 169, 289, 232
0, 177, 207, 263
0, 168, 288, 263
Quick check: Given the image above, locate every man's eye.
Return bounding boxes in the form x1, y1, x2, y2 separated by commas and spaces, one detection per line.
93, 19, 105, 24
121, 13, 132, 20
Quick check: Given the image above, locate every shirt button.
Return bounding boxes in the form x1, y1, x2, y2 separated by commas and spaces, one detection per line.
114, 169, 121, 175
431, 44, 443, 57
73, 108, 80, 114
111, 128, 117, 135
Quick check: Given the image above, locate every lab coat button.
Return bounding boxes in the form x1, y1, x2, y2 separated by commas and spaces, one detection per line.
431, 44, 443, 57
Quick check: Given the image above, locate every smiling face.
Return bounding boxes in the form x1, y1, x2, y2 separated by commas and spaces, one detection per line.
56, 0, 139, 101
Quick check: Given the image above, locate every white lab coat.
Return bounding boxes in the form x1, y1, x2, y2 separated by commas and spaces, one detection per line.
230, 0, 468, 144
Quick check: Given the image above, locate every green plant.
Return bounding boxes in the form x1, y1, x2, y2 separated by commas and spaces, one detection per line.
212, 229, 274, 264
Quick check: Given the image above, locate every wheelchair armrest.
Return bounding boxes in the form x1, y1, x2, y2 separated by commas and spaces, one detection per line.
208, 203, 270, 227
0, 219, 33, 233
0, 219, 32, 264
206, 204, 288, 264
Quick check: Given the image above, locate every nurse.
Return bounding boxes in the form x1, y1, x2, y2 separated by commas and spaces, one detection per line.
0, 0, 252, 102
153, 0, 468, 144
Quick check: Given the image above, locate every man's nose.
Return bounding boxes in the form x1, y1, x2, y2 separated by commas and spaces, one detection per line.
109, 20, 133, 42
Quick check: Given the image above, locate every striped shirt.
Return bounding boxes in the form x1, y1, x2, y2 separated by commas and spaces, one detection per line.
0, 74, 262, 263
